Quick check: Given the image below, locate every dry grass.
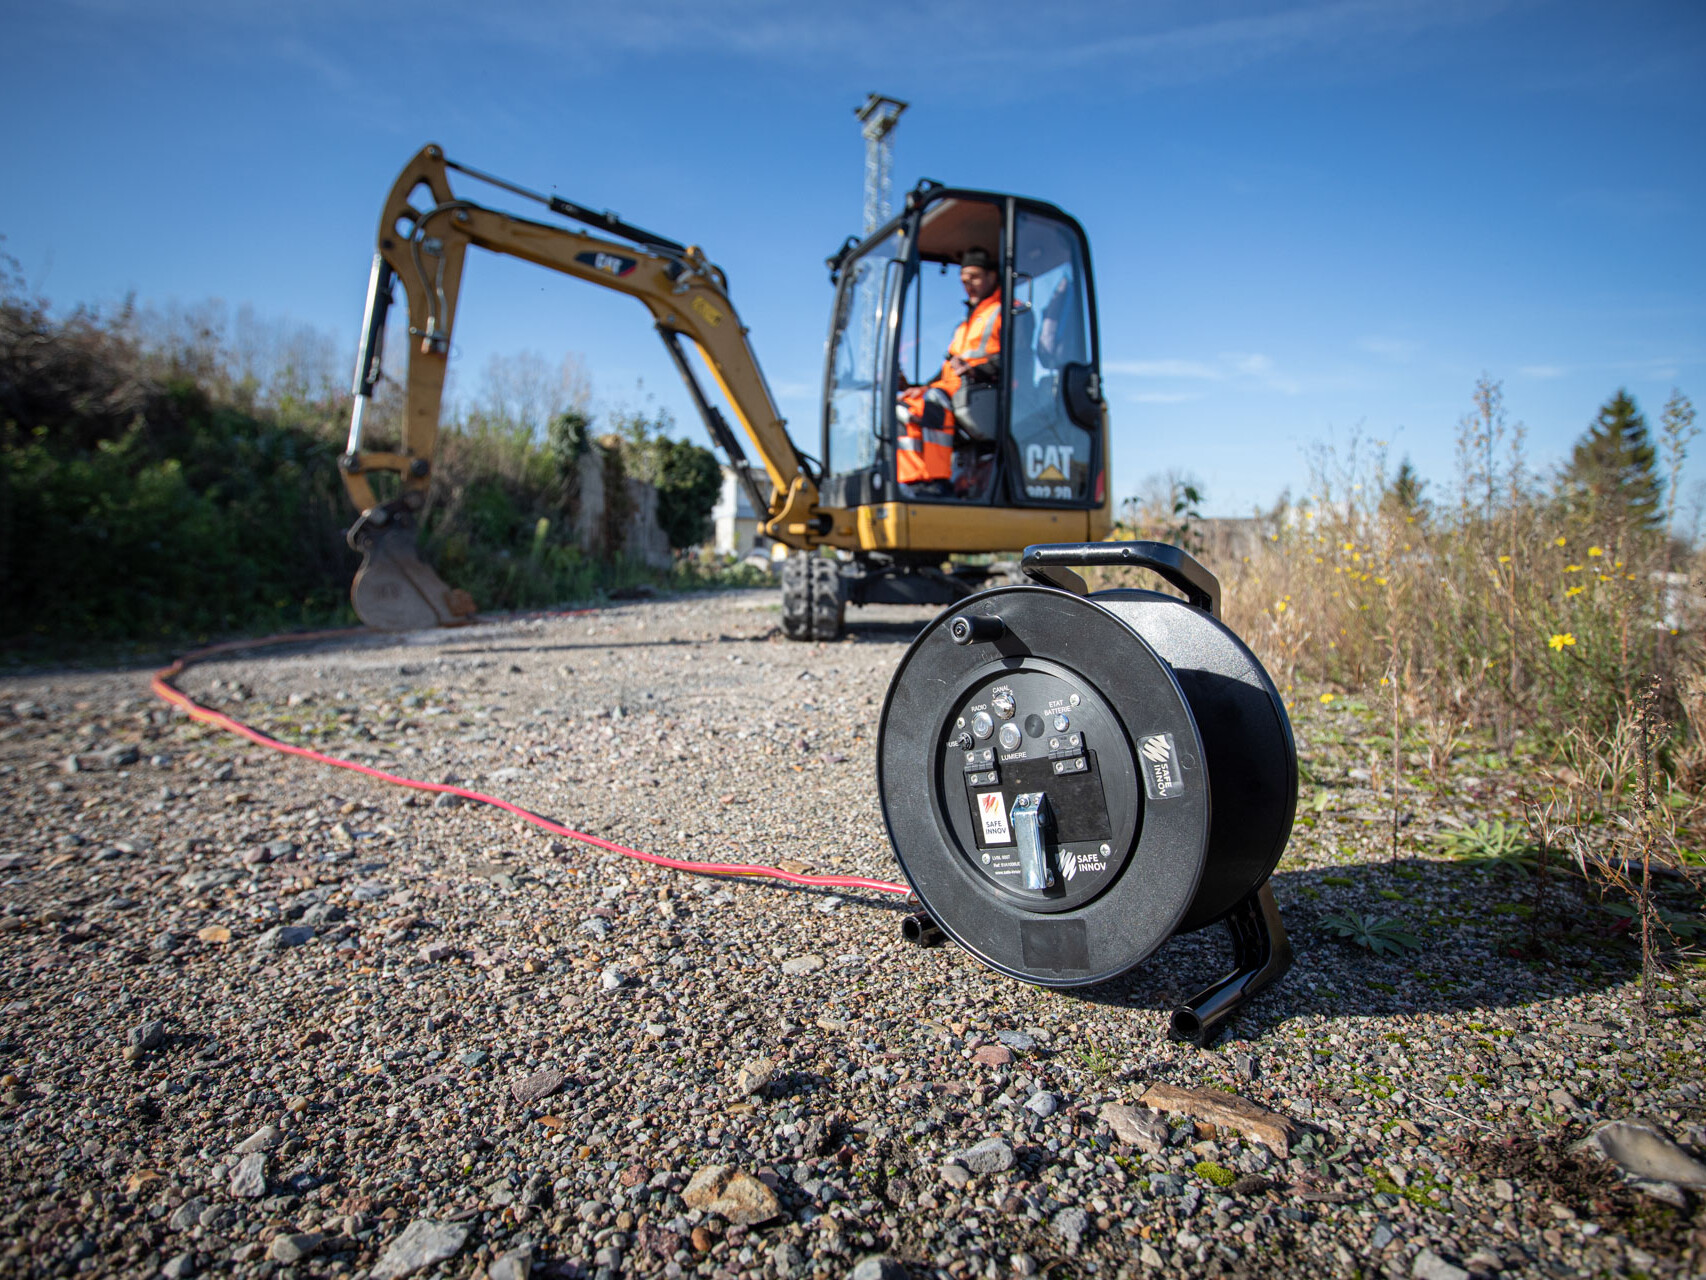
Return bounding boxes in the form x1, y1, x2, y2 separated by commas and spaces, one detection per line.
1107, 378, 1705, 1009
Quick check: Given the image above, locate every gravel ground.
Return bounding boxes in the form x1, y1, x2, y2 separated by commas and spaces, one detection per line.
1, 588, 1702, 1280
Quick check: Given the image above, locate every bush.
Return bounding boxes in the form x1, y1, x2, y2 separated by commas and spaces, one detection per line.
0, 278, 743, 657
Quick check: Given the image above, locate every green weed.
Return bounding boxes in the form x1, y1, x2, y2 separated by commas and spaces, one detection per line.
1320, 912, 1423, 956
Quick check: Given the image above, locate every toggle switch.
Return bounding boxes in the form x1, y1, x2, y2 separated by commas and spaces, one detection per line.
1011, 791, 1056, 892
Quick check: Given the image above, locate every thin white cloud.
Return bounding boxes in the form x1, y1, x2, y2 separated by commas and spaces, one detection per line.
43, 0, 1526, 90
1226, 352, 1275, 377
1105, 359, 1221, 379
1107, 350, 1306, 395
1519, 364, 1566, 380
1358, 336, 1420, 360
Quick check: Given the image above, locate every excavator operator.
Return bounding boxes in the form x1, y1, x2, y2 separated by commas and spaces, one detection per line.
896, 246, 1002, 497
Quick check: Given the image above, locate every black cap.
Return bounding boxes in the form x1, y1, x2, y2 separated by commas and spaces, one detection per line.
959, 246, 995, 270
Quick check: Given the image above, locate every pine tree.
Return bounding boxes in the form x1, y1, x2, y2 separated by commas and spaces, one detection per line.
1561, 389, 1661, 529
1382, 457, 1426, 517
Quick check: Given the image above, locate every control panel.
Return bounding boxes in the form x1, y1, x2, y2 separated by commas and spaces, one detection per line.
935, 661, 1141, 912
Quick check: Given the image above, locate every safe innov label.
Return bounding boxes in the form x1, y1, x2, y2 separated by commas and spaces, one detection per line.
1139, 732, 1185, 799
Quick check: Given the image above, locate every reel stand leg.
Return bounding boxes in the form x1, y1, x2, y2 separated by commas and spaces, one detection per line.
901, 886, 1290, 1047
1169, 883, 1291, 1047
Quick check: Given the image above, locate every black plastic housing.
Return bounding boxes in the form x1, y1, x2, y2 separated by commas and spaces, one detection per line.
880, 540, 1297, 1040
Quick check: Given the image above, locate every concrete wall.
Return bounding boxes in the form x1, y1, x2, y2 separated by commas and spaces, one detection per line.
569, 447, 673, 570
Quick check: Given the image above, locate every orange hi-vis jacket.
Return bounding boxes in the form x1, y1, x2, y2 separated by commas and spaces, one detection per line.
898, 291, 1002, 485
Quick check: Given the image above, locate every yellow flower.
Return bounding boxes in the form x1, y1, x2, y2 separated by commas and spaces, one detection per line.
1274, 601, 1288, 613
1588, 546, 1603, 557
1565, 585, 1584, 597
1375, 576, 1388, 585
1564, 564, 1582, 572
1319, 693, 1336, 704
1554, 536, 1567, 547
1497, 555, 1511, 564
1548, 633, 1576, 652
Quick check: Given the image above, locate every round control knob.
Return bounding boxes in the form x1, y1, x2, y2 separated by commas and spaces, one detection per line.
1053, 712, 1071, 732
954, 732, 974, 751
997, 722, 1023, 751
971, 711, 994, 740
992, 692, 1016, 720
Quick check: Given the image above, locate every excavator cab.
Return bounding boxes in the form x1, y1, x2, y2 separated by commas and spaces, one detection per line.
822, 185, 1106, 542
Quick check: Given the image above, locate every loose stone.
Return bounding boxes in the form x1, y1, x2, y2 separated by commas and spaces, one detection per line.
229, 1152, 267, 1198
370, 1220, 470, 1280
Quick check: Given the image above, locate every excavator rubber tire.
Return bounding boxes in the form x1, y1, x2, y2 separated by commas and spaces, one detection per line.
781, 554, 846, 641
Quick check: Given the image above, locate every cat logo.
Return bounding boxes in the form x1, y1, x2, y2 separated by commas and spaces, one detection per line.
573, 250, 637, 278
1025, 443, 1074, 482
690, 296, 724, 327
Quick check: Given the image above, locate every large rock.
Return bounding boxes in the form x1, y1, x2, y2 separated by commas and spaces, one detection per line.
255, 925, 314, 951
63, 744, 140, 772
167, 1198, 208, 1231
489, 1244, 533, 1280
949, 1137, 1015, 1175
1137, 1083, 1299, 1156
510, 1068, 565, 1105
849, 1257, 906, 1280
269, 1233, 323, 1264
370, 1220, 470, 1280
1100, 1103, 1169, 1153
1577, 1119, 1706, 1189
734, 1057, 775, 1098
228, 1152, 267, 1198
681, 1165, 781, 1225
234, 1124, 283, 1154
1411, 1250, 1469, 1280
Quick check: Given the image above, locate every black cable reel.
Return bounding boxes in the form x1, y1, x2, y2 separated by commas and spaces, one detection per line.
877, 541, 1297, 1045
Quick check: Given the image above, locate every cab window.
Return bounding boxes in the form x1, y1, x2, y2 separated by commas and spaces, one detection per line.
894, 196, 1004, 502
824, 228, 903, 476
1008, 210, 1096, 505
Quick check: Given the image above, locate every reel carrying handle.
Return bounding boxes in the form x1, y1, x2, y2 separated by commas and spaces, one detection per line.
1020, 541, 1221, 617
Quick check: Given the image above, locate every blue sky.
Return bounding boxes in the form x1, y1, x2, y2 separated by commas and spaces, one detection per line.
3, 0, 1702, 519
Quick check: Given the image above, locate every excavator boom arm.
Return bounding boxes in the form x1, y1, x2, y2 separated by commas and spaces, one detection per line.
340, 145, 825, 567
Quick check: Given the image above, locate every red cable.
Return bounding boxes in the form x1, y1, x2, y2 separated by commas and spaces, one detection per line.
149, 625, 913, 897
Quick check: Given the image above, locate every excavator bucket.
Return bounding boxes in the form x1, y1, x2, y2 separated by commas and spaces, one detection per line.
350, 523, 477, 631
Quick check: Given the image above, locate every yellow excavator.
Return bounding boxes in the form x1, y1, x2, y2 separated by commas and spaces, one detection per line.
339, 145, 1113, 639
